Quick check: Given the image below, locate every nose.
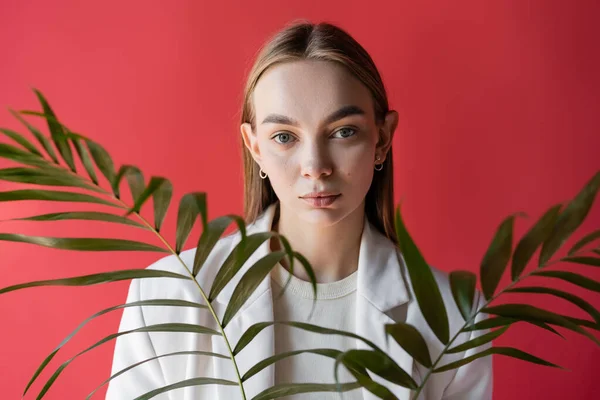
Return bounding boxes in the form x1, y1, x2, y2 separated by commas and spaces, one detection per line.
300, 141, 333, 180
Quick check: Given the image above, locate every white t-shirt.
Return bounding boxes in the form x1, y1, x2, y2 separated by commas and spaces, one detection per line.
270, 262, 363, 400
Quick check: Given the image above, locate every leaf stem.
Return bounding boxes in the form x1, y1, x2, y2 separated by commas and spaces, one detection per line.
43, 161, 248, 400
411, 253, 577, 399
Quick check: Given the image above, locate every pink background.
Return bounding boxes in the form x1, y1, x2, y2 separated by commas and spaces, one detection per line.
1, 0, 599, 398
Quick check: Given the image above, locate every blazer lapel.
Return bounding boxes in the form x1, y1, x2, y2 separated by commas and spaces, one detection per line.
355, 216, 414, 400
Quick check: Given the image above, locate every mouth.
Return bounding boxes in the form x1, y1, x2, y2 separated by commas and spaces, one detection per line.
299, 194, 341, 208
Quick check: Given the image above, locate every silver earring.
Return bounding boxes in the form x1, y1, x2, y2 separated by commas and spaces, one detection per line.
375, 155, 383, 171
259, 168, 268, 179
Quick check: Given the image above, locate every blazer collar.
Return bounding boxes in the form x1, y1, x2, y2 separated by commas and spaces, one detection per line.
215, 201, 410, 313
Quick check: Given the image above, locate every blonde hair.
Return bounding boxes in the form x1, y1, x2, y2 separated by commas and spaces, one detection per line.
240, 20, 397, 244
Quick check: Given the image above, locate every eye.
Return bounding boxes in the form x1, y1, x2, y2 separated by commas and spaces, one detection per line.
332, 127, 357, 139
272, 132, 296, 145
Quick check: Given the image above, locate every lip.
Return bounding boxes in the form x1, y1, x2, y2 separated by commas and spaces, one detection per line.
300, 191, 340, 198
300, 194, 341, 208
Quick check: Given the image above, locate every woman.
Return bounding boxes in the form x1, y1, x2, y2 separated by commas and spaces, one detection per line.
107, 20, 493, 400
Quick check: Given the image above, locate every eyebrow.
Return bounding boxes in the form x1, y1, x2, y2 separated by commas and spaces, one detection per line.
260, 105, 366, 127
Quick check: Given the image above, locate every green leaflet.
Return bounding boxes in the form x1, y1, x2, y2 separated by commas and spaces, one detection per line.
9, 108, 59, 163
0, 269, 191, 295
532, 270, 600, 293
24, 299, 208, 396
395, 204, 449, 344
480, 213, 522, 300
482, 303, 600, 346
114, 164, 145, 201
449, 270, 477, 322
222, 251, 287, 328
2, 211, 148, 230
539, 171, 600, 266
87, 350, 229, 399
511, 205, 561, 280
191, 214, 246, 274
385, 322, 432, 368
234, 320, 382, 359
434, 346, 564, 373
560, 256, 600, 267
0, 127, 43, 156
506, 286, 600, 326
71, 137, 99, 184
0, 167, 105, 193
34, 323, 221, 399
32, 88, 77, 172
242, 349, 342, 382
0, 234, 169, 253
0, 188, 125, 208
447, 325, 510, 354
125, 176, 173, 232
568, 229, 600, 255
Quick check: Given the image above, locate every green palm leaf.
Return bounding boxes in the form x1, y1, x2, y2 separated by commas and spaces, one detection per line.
0, 127, 43, 156
506, 286, 600, 326
469, 316, 560, 334
511, 205, 561, 280
209, 232, 277, 301
0, 167, 105, 193
449, 271, 477, 322
561, 256, 600, 267
9, 108, 59, 163
0, 234, 169, 253
85, 138, 117, 193
242, 349, 342, 382
385, 322, 432, 368
176, 192, 207, 255
35, 323, 221, 399
2, 211, 148, 229
0, 269, 191, 295
433, 347, 563, 373
0, 188, 124, 208
24, 299, 208, 396
222, 251, 287, 327
539, 171, 600, 266
87, 350, 228, 399
32, 88, 77, 172
447, 325, 510, 354
394, 204, 449, 344
125, 176, 173, 232
482, 303, 600, 346
114, 164, 145, 203
568, 229, 600, 255
532, 270, 600, 292
234, 321, 381, 357
191, 214, 246, 273
463, 317, 565, 338
480, 213, 522, 300
71, 137, 99, 184
335, 349, 418, 390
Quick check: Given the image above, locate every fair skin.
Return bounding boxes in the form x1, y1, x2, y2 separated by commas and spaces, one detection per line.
241, 60, 398, 283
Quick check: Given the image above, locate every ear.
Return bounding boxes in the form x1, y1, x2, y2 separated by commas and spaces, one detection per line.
375, 110, 399, 162
240, 122, 263, 165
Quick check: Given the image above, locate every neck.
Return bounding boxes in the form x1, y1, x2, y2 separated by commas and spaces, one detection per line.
269, 201, 365, 283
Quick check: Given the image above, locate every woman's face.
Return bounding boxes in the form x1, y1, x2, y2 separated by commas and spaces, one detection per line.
241, 60, 397, 227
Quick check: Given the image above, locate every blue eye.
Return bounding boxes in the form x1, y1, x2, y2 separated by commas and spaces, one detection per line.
332, 127, 356, 138
273, 133, 295, 144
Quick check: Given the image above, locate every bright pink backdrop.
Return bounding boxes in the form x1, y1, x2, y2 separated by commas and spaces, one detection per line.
1, 0, 599, 398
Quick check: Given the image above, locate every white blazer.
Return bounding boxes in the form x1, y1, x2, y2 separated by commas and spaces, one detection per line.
106, 202, 493, 400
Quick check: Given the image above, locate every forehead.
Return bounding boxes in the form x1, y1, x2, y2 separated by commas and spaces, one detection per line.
252, 60, 375, 125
